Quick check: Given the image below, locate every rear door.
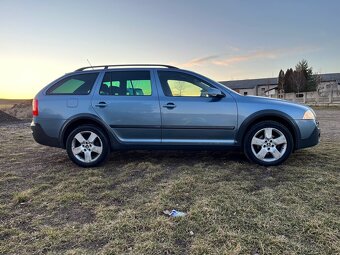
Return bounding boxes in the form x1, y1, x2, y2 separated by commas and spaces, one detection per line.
92, 70, 161, 144
156, 70, 237, 145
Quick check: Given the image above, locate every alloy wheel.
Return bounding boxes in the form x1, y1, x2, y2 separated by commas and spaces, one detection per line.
250, 127, 287, 162
71, 131, 103, 163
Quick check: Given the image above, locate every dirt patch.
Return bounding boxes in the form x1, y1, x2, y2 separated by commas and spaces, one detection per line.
0, 110, 21, 124
314, 108, 340, 141
2, 102, 32, 120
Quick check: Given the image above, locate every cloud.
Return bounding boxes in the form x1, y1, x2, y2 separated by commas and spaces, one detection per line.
180, 46, 319, 68
212, 49, 280, 66
181, 54, 221, 67
225, 43, 241, 52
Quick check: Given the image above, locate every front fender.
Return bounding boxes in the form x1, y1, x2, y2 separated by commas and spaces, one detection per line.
236, 110, 301, 149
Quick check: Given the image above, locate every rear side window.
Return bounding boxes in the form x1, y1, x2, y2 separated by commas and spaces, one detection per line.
47, 73, 98, 95
99, 71, 152, 96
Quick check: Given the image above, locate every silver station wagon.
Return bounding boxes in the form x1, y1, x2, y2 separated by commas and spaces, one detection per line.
31, 64, 320, 167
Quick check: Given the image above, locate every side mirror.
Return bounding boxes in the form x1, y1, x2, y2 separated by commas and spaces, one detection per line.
207, 88, 225, 98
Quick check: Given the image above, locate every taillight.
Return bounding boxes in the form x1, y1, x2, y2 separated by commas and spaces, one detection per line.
32, 99, 38, 116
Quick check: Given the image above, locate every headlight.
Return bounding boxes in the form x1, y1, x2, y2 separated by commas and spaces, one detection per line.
303, 110, 315, 120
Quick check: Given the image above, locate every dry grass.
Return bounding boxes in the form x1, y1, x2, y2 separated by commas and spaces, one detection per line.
0, 109, 339, 254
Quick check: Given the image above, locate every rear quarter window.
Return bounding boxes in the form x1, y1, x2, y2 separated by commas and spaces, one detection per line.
46, 73, 99, 95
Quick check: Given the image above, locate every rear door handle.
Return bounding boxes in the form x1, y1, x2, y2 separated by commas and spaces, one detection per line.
95, 102, 107, 108
162, 102, 176, 109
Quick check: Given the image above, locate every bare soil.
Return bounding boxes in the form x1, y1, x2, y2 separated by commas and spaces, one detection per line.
0, 99, 32, 120
0, 110, 20, 124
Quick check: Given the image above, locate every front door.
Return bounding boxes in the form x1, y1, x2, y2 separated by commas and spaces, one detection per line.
92, 70, 161, 144
156, 70, 237, 145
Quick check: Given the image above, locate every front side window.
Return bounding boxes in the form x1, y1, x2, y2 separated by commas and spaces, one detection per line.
47, 73, 98, 95
158, 71, 213, 97
99, 71, 152, 96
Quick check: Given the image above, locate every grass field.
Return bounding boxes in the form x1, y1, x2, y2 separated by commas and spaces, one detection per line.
0, 109, 339, 254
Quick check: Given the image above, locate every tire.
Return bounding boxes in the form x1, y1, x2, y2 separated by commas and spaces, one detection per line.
243, 121, 293, 166
66, 125, 110, 167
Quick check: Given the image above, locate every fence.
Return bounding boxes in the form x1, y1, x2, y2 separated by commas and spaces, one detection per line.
280, 91, 340, 106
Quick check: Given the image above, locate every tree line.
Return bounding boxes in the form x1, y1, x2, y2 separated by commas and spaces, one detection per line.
278, 60, 318, 93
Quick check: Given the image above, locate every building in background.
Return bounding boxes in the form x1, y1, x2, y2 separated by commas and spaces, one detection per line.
219, 73, 340, 98
220, 77, 278, 97
316, 73, 340, 97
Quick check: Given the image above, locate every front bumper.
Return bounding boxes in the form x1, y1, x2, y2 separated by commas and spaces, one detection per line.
296, 121, 320, 149
31, 121, 61, 148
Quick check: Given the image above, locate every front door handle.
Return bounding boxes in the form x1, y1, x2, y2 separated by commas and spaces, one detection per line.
162, 102, 176, 109
95, 102, 107, 108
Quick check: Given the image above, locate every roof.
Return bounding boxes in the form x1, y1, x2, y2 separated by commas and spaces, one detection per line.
219, 73, 340, 90
219, 77, 278, 89
264, 87, 279, 93
319, 73, 340, 82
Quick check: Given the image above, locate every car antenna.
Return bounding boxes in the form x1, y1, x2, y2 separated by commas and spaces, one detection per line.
87, 59, 94, 70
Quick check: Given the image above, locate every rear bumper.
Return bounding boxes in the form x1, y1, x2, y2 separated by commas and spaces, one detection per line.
31, 121, 61, 148
297, 124, 320, 149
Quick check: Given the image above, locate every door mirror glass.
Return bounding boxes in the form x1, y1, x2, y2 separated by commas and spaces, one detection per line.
207, 88, 224, 97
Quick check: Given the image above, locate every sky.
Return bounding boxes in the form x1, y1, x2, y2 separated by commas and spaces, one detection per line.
0, 0, 339, 99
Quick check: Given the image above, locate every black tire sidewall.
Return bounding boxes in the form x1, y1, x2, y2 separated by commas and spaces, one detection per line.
66, 125, 110, 167
244, 121, 293, 166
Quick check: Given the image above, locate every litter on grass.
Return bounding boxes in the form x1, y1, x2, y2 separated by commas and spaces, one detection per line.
163, 209, 187, 217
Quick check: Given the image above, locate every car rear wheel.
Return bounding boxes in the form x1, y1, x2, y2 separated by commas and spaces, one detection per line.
66, 125, 110, 167
243, 121, 293, 166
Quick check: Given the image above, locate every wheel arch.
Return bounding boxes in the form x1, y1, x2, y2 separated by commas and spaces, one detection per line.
236, 110, 300, 150
59, 114, 119, 150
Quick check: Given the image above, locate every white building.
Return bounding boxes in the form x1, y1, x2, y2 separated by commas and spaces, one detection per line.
219, 77, 278, 96
219, 73, 340, 98
317, 73, 340, 97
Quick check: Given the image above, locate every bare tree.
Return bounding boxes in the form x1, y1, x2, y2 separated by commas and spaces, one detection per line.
172, 81, 186, 96
278, 70, 284, 90
292, 70, 307, 94
313, 72, 322, 95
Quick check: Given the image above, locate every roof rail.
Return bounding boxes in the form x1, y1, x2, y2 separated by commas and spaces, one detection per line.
75, 64, 178, 71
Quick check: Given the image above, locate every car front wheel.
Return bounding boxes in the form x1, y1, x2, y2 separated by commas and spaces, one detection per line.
66, 125, 110, 167
243, 121, 293, 166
